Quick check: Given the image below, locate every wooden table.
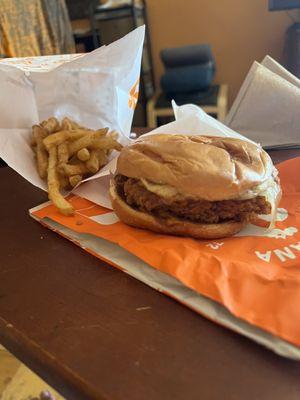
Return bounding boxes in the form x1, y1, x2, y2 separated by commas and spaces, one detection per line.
1, 147, 300, 400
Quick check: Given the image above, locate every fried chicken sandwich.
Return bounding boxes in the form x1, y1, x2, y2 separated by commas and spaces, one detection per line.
110, 134, 281, 239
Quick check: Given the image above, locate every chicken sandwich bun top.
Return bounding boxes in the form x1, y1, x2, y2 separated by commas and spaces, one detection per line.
109, 134, 281, 239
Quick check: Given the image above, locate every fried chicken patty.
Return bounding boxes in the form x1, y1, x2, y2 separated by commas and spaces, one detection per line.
115, 175, 271, 224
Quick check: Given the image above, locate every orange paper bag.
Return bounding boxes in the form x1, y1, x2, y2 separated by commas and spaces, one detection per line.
31, 157, 300, 357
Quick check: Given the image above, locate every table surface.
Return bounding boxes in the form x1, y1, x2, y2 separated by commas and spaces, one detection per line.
1, 145, 300, 400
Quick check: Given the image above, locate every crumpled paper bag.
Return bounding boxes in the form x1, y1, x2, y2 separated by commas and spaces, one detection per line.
0, 46, 286, 217
226, 56, 300, 148
29, 156, 300, 360
0, 26, 144, 201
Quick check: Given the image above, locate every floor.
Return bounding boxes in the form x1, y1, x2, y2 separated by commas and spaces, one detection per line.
0, 345, 64, 399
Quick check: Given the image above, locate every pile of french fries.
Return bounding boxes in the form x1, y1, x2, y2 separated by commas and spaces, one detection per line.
31, 117, 122, 215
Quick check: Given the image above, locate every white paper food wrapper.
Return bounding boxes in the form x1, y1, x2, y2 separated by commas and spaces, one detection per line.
0, 26, 144, 191
226, 56, 300, 148
0, 45, 281, 229
75, 100, 280, 218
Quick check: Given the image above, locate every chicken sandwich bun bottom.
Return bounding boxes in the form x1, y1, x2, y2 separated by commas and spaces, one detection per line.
109, 134, 281, 239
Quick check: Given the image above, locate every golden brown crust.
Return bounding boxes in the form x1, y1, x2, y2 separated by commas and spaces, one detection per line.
116, 134, 274, 201
110, 180, 245, 239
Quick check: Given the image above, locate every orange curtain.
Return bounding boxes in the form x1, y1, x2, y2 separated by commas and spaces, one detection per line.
0, 0, 75, 58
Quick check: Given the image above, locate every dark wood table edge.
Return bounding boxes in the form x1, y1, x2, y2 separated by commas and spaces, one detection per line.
0, 316, 106, 400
